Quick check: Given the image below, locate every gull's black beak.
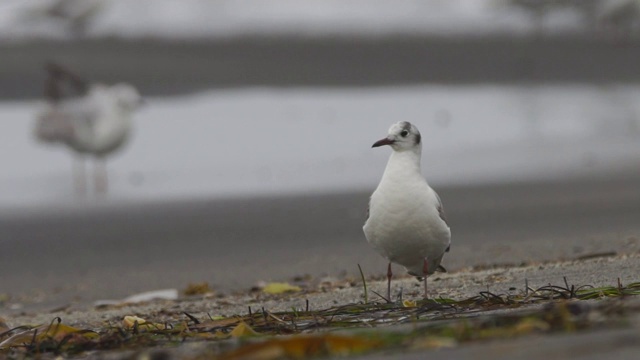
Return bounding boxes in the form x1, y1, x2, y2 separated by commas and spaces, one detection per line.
372, 137, 395, 148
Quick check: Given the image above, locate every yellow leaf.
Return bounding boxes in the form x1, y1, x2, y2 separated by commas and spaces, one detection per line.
219, 334, 381, 360
123, 315, 145, 328
46, 323, 97, 339
123, 316, 164, 331
402, 299, 417, 308
229, 321, 260, 338
262, 282, 301, 294
183, 282, 212, 296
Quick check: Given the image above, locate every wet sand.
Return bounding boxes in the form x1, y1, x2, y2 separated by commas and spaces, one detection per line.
1, 173, 639, 310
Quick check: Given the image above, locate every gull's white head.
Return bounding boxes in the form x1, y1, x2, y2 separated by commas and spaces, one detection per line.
372, 121, 421, 152
111, 83, 142, 111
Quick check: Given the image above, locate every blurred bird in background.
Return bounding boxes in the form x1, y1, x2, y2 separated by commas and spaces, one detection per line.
33, 63, 142, 196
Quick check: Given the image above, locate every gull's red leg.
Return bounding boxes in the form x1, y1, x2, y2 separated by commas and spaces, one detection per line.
387, 262, 392, 302
423, 258, 429, 299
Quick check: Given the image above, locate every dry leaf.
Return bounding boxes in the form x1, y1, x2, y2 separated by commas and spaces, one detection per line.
229, 321, 259, 338
262, 282, 301, 295
402, 299, 417, 308
123, 316, 165, 331
219, 334, 380, 360
0, 321, 98, 350
183, 282, 212, 296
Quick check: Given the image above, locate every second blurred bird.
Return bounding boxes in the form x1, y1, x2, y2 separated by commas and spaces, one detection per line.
33, 63, 142, 196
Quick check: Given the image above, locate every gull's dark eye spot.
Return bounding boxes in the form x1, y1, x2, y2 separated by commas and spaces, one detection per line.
400, 130, 409, 137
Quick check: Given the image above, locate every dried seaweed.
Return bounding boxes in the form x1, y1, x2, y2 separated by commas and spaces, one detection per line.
1, 279, 639, 358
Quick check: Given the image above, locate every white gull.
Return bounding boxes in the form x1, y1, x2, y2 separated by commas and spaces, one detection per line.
363, 121, 451, 300
34, 63, 142, 195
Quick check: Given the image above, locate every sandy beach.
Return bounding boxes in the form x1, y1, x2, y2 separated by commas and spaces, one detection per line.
1, 174, 639, 314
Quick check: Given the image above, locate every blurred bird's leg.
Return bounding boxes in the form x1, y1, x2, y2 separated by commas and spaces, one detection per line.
73, 155, 86, 197
387, 262, 392, 302
422, 258, 429, 299
94, 157, 108, 195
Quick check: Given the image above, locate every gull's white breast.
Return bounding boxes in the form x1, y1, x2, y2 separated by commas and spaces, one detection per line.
363, 171, 450, 276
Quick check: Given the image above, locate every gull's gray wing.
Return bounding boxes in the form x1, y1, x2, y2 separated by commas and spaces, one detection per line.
434, 190, 451, 253
434, 191, 448, 227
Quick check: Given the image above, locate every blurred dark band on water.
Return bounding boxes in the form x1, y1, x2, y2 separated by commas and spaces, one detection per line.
2, 34, 640, 100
